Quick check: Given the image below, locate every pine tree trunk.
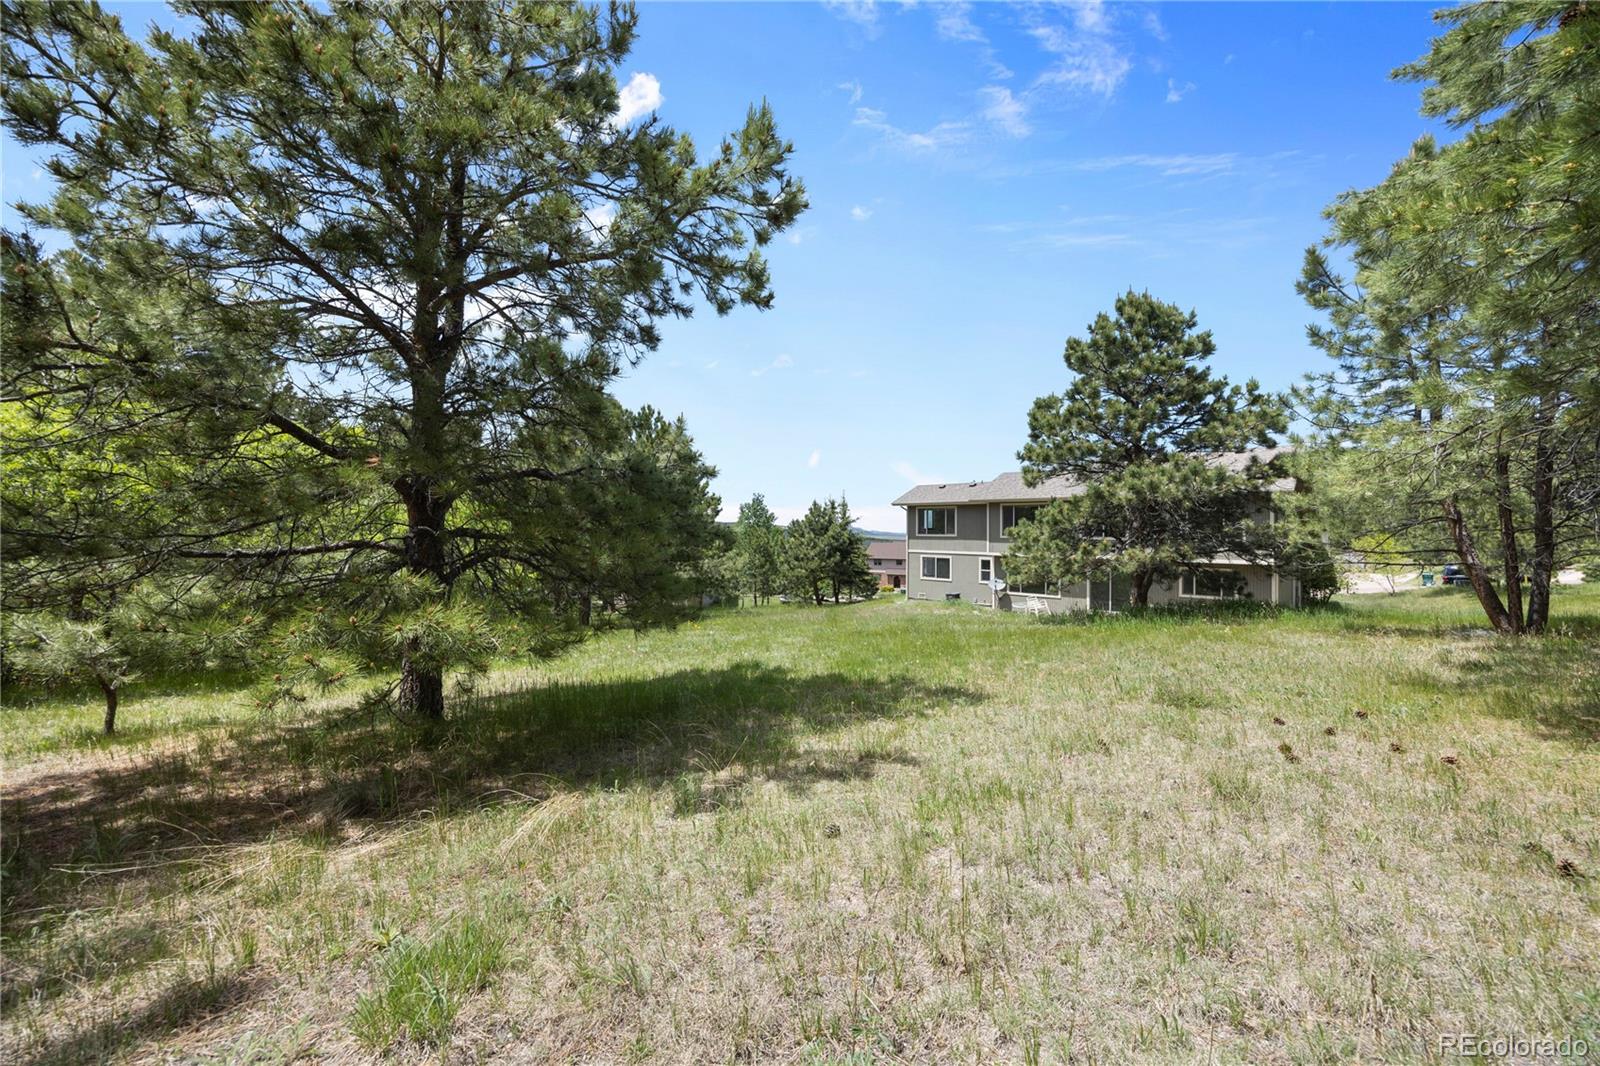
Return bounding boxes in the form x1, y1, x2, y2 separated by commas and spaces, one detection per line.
99, 679, 118, 736
1493, 442, 1524, 633
1525, 397, 1557, 634
1442, 496, 1517, 634
398, 474, 451, 721
1130, 571, 1153, 607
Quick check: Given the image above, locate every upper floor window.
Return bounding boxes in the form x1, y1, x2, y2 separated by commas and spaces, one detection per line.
916, 507, 956, 536
1001, 504, 1042, 535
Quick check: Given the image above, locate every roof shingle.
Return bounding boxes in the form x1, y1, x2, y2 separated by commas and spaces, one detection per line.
891, 448, 1294, 506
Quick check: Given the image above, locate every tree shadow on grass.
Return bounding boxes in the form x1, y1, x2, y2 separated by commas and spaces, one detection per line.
1393, 633, 1600, 747
7, 970, 266, 1066
1, 661, 972, 1027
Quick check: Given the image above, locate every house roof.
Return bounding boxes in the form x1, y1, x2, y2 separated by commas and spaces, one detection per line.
864, 539, 907, 561
891, 448, 1295, 506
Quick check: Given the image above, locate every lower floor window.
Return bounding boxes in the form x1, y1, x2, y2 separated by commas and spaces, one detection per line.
1180, 569, 1246, 599
994, 559, 1055, 596
921, 555, 952, 580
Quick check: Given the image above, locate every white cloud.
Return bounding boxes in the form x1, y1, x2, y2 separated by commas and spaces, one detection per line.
933, 2, 1013, 79
1030, 25, 1131, 97
1224, 53, 1236, 65
1143, 10, 1169, 42
979, 85, 1031, 138
935, 2, 985, 43
1165, 79, 1196, 104
853, 106, 970, 152
1068, 0, 1109, 34
1000, 209, 1279, 255
838, 79, 864, 105
893, 460, 938, 483
807, 449, 822, 469
1023, 2, 1132, 100
613, 72, 662, 126
703, 360, 719, 370
1075, 152, 1239, 177
824, 0, 880, 35
751, 352, 795, 377
850, 205, 873, 222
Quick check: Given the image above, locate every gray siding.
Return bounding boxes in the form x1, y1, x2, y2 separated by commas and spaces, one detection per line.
901, 505, 1301, 613
905, 502, 994, 555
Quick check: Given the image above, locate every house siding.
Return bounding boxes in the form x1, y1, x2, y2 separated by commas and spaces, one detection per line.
903, 505, 1301, 612
905, 502, 993, 555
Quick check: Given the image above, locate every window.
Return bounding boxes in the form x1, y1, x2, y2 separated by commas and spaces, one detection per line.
995, 558, 1055, 596
916, 507, 956, 536
1180, 569, 1247, 599
1001, 504, 1042, 535
920, 555, 952, 580
979, 558, 992, 583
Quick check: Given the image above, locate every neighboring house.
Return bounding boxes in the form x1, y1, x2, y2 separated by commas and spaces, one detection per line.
892, 448, 1301, 613
864, 539, 907, 589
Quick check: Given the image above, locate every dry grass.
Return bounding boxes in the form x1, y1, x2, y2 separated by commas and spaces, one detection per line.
3, 588, 1598, 1064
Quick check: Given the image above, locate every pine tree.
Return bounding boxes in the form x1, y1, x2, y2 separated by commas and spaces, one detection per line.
825, 497, 875, 603
2, 2, 805, 716
1007, 292, 1288, 606
1297, 1, 1600, 632
732, 494, 782, 605
781, 501, 834, 606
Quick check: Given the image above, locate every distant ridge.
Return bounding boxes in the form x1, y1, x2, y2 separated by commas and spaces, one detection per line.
718, 521, 905, 541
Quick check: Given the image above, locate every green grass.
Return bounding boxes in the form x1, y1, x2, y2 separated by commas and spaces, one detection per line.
351, 918, 508, 1050
3, 587, 1598, 1063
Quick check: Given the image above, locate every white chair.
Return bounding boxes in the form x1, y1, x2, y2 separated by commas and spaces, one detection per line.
1024, 596, 1048, 616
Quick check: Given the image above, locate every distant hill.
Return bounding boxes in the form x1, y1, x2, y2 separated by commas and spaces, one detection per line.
719, 521, 904, 540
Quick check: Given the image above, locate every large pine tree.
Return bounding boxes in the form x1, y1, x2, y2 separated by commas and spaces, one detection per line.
1007, 292, 1288, 606
2, 1, 805, 715
1296, 0, 1599, 633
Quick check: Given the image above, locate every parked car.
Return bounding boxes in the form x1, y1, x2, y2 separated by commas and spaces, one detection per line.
1441, 564, 1470, 587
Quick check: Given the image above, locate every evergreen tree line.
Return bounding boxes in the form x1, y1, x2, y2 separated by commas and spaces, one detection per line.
715, 494, 877, 607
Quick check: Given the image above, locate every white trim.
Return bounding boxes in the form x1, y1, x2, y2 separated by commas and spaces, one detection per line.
913, 506, 957, 537
920, 555, 954, 581
908, 548, 999, 557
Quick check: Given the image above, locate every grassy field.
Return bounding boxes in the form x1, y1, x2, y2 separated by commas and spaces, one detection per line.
3, 588, 1598, 1064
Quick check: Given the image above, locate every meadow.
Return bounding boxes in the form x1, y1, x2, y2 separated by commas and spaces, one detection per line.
3, 588, 1598, 1065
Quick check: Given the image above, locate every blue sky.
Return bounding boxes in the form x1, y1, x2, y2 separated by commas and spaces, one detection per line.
1, 1, 1451, 532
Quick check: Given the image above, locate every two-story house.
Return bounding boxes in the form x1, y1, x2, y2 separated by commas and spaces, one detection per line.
864, 539, 907, 589
892, 449, 1301, 612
